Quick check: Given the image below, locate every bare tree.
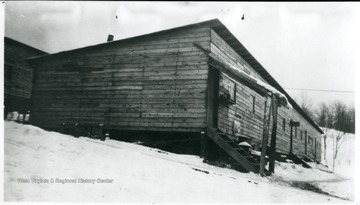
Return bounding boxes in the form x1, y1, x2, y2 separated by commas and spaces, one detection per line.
332, 130, 346, 172
317, 102, 328, 127
315, 101, 354, 133
299, 92, 316, 121
348, 104, 355, 133
333, 101, 347, 132
326, 105, 334, 129
322, 128, 328, 163
318, 103, 332, 164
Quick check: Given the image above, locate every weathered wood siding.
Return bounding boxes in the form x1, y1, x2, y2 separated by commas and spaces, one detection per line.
31, 25, 211, 132
276, 106, 322, 160
4, 38, 46, 114
217, 73, 266, 145
210, 29, 267, 145
210, 29, 321, 160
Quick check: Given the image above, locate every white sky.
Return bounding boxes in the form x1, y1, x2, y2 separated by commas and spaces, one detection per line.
3, 1, 360, 108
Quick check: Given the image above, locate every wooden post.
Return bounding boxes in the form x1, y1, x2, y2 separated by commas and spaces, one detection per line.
200, 131, 207, 159
290, 122, 293, 153
74, 123, 79, 138
305, 131, 307, 156
60, 122, 65, 134
260, 96, 272, 176
314, 140, 317, 160
269, 94, 278, 173
99, 124, 105, 141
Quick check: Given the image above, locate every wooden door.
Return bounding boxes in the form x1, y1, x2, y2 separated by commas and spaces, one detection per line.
206, 67, 220, 128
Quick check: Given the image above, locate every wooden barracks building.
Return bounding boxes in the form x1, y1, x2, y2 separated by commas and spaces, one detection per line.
27, 19, 323, 174
4, 37, 47, 117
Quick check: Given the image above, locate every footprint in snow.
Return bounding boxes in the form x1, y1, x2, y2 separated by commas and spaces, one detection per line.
157, 150, 168, 154
248, 180, 258, 184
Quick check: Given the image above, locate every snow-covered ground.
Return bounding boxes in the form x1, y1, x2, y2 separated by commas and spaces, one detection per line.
321, 127, 355, 178
319, 128, 356, 202
3, 121, 354, 202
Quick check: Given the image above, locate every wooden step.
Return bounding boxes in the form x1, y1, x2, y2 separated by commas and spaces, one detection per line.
289, 153, 312, 168
213, 130, 265, 173
235, 148, 249, 154
217, 133, 235, 142
244, 156, 258, 162
234, 147, 245, 151
217, 132, 229, 138
207, 127, 258, 173
225, 140, 238, 145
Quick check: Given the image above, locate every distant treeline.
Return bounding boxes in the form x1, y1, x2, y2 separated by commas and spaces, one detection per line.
302, 101, 355, 134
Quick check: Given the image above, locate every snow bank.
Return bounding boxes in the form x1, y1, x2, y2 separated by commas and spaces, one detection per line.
273, 162, 354, 201
316, 180, 354, 201
321, 128, 355, 178
4, 122, 350, 202
274, 162, 342, 182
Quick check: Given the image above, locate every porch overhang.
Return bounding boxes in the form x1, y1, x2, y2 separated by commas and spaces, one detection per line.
207, 52, 291, 109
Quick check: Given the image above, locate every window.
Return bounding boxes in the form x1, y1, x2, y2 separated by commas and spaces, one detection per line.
219, 78, 236, 106
308, 136, 311, 144
294, 126, 297, 138
229, 81, 236, 102
300, 130, 303, 140
250, 95, 255, 114
282, 118, 286, 131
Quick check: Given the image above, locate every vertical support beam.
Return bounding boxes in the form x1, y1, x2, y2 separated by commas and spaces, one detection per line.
269, 95, 278, 173
290, 121, 293, 153
200, 131, 207, 159
99, 124, 105, 141
305, 131, 308, 156
60, 122, 65, 134
29, 64, 38, 125
74, 123, 80, 138
314, 140, 317, 160
260, 96, 272, 176
89, 126, 93, 138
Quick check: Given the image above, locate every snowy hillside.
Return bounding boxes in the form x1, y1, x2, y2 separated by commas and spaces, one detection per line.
4, 122, 353, 202
321, 127, 355, 178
